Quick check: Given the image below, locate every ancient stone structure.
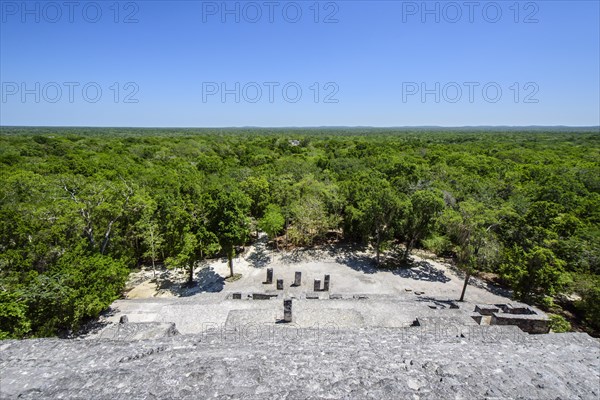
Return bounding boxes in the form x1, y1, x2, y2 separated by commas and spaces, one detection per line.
251, 293, 278, 300
474, 303, 550, 334
294, 271, 301, 286
1, 325, 598, 399
470, 313, 483, 324
475, 304, 500, 315
323, 274, 331, 291
232, 292, 242, 299
276, 279, 283, 290
2, 272, 597, 399
264, 268, 273, 284
283, 299, 292, 322
491, 312, 550, 334
314, 279, 321, 292
97, 322, 179, 341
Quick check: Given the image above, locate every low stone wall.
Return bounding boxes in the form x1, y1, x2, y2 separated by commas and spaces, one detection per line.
491, 313, 550, 334
475, 304, 500, 315
251, 293, 278, 300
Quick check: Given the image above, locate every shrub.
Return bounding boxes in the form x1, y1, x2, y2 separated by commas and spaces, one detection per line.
549, 314, 571, 333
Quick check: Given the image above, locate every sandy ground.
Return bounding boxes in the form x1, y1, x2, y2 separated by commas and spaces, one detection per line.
123, 236, 512, 305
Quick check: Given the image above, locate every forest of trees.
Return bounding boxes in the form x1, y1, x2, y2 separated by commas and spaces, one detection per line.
1, 127, 599, 338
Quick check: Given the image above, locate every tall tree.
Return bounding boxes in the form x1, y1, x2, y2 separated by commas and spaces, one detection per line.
400, 190, 445, 260
259, 204, 285, 249
208, 188, 251, 277
137, 204, 164, 279
288, 195, 329, 246
500, 245, 567, 303
346, 177, 406, 265
447, 201, 501, 301
166, 231, 198, 285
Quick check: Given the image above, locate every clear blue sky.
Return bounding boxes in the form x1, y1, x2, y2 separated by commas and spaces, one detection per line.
1, 0, 599, 127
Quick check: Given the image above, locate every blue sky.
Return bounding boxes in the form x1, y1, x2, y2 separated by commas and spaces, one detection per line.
1, 0, 599, 127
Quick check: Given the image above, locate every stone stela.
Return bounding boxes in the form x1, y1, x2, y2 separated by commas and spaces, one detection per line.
294, 271, 302, 286
283, 299, 292, 323
314, 279, 321, 292
264, 268, 273, 284
276, 279, 284, 290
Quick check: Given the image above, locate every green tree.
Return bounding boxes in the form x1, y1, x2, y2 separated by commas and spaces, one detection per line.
288, 195, 329, 246
346, 180, 406, 265
400, 190, 445, 260
0, 291, 31, 339
240, 175, 270, 219
166, 232, 198, 284
195, 225, 221, 270
138, 215, 164, 279
259, 204, 285, 249
446, 201, 501, 301
208, 188, 251, 277
500, 246, 568, 302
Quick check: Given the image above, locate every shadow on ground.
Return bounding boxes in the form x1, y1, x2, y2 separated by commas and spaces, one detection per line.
247, 237, 272, 268
155, 267, 225, 297
334, 252, 378, 274
194, 267, 225, 293
76, 307, 119, 338
279, 247, 330, 264
468, 275, 513, 298
414, 296, 460, 308
392, 260, 451, 283
332, 245, 451, 282
277, 243, 451, 282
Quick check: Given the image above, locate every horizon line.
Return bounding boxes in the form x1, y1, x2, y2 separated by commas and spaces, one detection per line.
2, 125, 599, 130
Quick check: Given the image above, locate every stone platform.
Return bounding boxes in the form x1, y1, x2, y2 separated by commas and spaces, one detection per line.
1, 326, 598, 399
2, 253, 598, 399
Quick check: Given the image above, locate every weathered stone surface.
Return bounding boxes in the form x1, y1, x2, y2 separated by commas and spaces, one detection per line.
283, 299, 292, 322
470, 313, 483, 324
96, 322, 179, 341
294, 271, 301, 286
1, 328, 598, 399
491, 312, 550, 334
2, 282, 597, 399
475, 304, 500, 315
314, 279, 321, 292
251, 293, 278, 300
264, 268, 273, 284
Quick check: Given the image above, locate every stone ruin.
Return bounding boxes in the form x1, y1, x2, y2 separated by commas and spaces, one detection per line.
313, 274, 331, 292
1, 268, 598, 399
263, 268, 273, 284
477, 303, 551, 334
293, 271, 301, 286
283, 299, 292, 323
